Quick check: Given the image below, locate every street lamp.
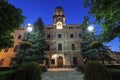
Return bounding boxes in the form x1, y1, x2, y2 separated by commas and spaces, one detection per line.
87, 25, 96, 40
87, 25, 94, 32
27, 23, 33, 40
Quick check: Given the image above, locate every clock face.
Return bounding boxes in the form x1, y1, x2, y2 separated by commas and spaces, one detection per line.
56, 22, 63, 29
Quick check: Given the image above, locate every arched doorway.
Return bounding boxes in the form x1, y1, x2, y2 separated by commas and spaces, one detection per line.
57, 56, 63, 68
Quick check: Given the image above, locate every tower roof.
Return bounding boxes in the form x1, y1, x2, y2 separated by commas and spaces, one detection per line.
55, 7, 63, 11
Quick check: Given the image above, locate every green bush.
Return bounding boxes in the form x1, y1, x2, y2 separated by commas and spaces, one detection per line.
0, 70, 16, 80
109, 69, 120, 80
84, 61, 111, 80
76, 65, 84, 72
15, 61, 41, 80
40, 66, 47, 72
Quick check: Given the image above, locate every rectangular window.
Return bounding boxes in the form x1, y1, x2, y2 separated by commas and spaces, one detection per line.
14, 45, 19, 52
0, 59, 5, 66
4, 48, 9, 52
9, 58, 14, 66
79, 34, 82, 38
51, 59, 55, 64
58, 44, 62, 50
47, 34, 51, 38
45, 45, 50, 51
70, 34, 74, 38
58, 34, 62, 38
73, 57, 77, 65
69, 27, 73, 29
17, 35, 22, 39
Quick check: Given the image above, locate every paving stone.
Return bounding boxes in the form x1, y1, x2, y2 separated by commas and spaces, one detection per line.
42, 71, 84, 80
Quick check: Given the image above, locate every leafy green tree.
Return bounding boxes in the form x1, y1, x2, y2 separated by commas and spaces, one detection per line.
12, 18, 47, 67
84, 0, 120, 42
81, 17, 112, 64
81, 17, 97, 61
0, 0, 25, 50
29, 17, 47, 62
13, 42, 32, 67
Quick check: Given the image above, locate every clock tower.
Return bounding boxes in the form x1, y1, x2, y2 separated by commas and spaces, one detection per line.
53, 7, 66, 29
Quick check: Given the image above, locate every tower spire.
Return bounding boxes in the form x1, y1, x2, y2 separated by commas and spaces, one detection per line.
53, 7, 66, 25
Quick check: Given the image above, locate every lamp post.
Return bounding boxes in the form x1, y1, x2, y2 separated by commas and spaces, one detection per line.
27, 23, 33, 40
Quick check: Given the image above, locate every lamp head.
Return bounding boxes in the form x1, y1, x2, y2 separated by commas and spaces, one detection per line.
88, 25, 94, 32
27, 27, 32, 32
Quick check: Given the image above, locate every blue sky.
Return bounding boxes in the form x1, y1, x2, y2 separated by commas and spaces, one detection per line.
9, 0, 120, 52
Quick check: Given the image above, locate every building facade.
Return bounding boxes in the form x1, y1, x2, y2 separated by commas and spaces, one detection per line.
44, 7, 83, 68
0, 27, 26, 67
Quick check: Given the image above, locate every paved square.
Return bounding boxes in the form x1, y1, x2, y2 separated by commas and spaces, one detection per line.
42, 70, 84, 80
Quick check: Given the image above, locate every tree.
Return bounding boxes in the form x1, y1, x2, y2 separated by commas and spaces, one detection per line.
0, 0, 25, 50
13, 18, 47, 67
13, 42, 31, 66
29, 17, 47, 62
84, 0, 120, 42
81, 17, 112, 64
81, 17, 98, 61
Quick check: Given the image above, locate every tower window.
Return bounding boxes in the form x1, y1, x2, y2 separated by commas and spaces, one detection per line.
58, 44, 62, 50
69, 27, 73, 29
71, 44, 75, 50
58, 34, 62, 38
17, 35, 22, 39
47, 34, 51, 38
70, 34, 74, 38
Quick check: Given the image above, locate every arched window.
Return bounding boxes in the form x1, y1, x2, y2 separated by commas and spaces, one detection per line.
70, 34, 74, 38
71, 44, 75, 50
58, 44, 62, 50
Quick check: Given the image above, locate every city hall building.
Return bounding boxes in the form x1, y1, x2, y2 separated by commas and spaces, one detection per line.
0, 7, 84, 67
44, 7, 83, 67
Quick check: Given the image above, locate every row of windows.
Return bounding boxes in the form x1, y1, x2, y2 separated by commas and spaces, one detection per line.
20, 28, 25, 30
46, 43, 76, 51
17, 33, 82, 40
4, 45, 19, 53
47, 34, 81, 38
4, 43, 76, 53
0, 58, 14, 66
46, 26, 80, 30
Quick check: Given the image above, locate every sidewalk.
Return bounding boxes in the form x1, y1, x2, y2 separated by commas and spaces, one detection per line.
42, 68, 84, 80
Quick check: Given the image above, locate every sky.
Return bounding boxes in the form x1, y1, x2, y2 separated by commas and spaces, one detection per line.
8, 0, 120, 52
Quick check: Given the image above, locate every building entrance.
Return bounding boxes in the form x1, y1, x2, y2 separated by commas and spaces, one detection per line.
57, 56, 63, 68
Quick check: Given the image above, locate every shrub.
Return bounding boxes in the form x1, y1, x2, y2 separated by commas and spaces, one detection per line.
109, 69, 120, 80
15, 61, 41, 80
0, 70, 16, 80
76, 65, 84, 73
40, 66, 47, 72
84, 61, 111, 80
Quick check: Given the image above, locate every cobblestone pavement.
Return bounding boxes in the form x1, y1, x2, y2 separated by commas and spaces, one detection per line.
42, 68, 84, 80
